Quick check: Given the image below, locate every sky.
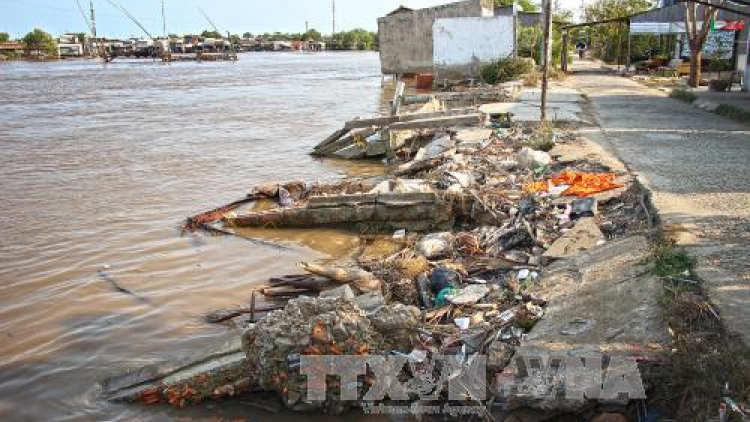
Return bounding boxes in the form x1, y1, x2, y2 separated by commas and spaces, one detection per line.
0, 0, 579, 39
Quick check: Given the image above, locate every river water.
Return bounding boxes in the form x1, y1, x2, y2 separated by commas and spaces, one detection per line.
0, 52, 390, 422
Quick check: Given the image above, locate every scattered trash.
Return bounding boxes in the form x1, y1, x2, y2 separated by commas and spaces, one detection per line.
429, 267, 461, 293
571, 197, 598, 218
525, 170, 625, 197
109, 84, 661, 421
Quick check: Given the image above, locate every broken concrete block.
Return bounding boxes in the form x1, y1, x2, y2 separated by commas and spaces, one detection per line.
543, 218, 604, 259
319, 284, 356, 301
455, 128, 494, 146
414, 135, 455, 161
332, 144, 366, 159
354, 291, 386, 312
101, 338, 251, 404
504, 236, 666, 414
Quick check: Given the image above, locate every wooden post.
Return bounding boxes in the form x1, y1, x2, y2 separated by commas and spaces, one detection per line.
617, 22, 623, 70
390, 80, 405, 117
562, 30, 569, 72
626, 21, 632, 69
540, 0, 552, 122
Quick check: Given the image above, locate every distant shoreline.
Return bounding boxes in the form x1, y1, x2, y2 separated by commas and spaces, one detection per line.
0, 49, 379, 63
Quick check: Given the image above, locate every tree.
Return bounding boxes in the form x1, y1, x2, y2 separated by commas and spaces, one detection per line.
200, 30, 222, 39
0, 32, 10, 43
243, 32, 253, 39
684, 1, 723, 87
23, 28, 57, 57
494, 0, 539, 12
582, 0, 652, 63
303, 29, 322, 41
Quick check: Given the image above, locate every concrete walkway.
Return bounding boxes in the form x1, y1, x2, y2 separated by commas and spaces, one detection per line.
564, 60, 750, 345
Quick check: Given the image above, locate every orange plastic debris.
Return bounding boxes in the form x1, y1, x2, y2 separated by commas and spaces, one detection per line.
524, 180, 548, 194
524, 171, 623, 197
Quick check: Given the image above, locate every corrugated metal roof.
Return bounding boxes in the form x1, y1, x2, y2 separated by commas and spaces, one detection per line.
630, 3, 750, 22
0, 42, 24, 50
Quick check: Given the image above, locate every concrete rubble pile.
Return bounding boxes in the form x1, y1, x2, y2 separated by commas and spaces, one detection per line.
104, 95, 664, 421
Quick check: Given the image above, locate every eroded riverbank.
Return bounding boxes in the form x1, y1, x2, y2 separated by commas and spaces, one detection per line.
0, 52, 389, 422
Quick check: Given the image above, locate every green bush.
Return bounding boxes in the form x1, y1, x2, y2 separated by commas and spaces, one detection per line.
670, 88, 697, 103
480, 57, 535, 85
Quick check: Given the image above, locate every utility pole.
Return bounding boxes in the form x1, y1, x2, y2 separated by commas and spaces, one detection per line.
332, 0, 336, 35
89, 0, 103, 60
90, 1, 97, 41
540, 0, 552, 122
161, 0, 167, 38
744, 38, 749, 92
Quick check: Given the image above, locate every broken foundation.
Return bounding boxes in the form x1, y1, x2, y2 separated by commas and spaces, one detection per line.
102, 81, 679, 421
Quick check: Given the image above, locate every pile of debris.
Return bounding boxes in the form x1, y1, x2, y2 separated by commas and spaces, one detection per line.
109, 88, 662, 421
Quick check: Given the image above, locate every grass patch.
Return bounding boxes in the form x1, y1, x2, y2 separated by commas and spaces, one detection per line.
650, 241, 695, 279
670, 88, 697, 103
522, 122, 556, 152
714, 103, 750, 123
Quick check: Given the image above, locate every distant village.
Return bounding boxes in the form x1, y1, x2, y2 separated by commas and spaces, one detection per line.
0, 29, 379, 60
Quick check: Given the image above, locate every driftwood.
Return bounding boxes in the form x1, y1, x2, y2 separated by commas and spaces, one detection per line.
268, 274, 338, 291
203, 304, 285, 324
299, 262, 382, 293
260, 286, 314, 298
98, 270, 153, 306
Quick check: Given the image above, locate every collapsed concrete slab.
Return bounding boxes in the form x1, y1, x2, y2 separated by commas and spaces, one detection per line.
498, 236, 667, 414
101, 337, 251, 405
543, 218, 604, 259
480, 102, 584, 123
224, 191, 455, 232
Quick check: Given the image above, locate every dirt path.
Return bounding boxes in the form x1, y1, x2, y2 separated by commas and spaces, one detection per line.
565, 60, 750, 346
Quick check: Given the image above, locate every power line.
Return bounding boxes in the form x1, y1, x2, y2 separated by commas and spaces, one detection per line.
103, 0, 154, 39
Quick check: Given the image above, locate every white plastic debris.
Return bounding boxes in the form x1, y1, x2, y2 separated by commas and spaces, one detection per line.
416, 232, 455, 259
517, 147, 552, 169
454, 318, 471, 330
448, 285, 491, 305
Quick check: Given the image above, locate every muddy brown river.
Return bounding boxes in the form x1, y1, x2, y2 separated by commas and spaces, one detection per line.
0, 52, 391, 422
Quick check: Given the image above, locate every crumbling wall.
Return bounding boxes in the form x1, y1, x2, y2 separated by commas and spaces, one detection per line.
433, 16, 516, 79
378, 0, 495, 75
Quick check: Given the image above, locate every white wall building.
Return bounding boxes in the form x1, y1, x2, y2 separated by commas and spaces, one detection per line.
433, 15, 516, 78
